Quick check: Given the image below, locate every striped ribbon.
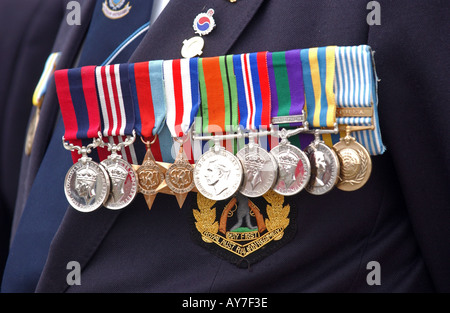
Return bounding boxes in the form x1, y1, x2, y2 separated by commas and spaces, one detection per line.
128, 60, 167, 163
163, 58, 201, 164
55, 66, 101, 163
301, 46, 337, 128
33, 52, 61, 107
267, 49, 312, 149
198, 56, 229, 133
197, 55, 242, 156
95, 64, 137, 164
163, 58, 200, 137
231, 52, 272, 153
130, 61, 166, 138
95, 64, 134, 137
268, 50, 304, 124
55, 45, 384, 161
233, 52, 271, 130
300, 46, 339, 148
334, 45, 385, 155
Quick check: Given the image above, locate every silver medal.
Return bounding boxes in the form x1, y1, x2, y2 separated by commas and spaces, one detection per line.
304, 141, 340, 195
63, 135, 110, 212
64, 159, 110, 213
101, 157, 138, 210
236, 136, 278, 198
100, 133, 138, 210
271, 143, 311, 196
194, 145, 243, 201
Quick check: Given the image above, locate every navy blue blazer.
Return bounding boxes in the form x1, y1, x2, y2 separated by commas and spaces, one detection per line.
0, 0, 66, 284
3, 0, 450, 293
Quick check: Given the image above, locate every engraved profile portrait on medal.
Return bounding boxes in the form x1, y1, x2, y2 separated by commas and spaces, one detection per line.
277, 151, 299, 189
74, 167, 98, 206
203, 159, 231, 196
108, 163, 128, 202
194, 148, 243, 201
304, 142, 339, 195
243, 154, 264, 190
191, 190, 297, 267
310, 149, 327, 187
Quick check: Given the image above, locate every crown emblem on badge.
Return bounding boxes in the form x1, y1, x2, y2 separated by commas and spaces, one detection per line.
244, 154, 265, 169
109, 166, 128, 180
278, 153, 298, 166
102, 0, 132, 20
76, 168, 97, 182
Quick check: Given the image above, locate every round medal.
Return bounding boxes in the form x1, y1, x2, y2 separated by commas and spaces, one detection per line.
270, 144, 311, 196
194, 147, 243, 201
165, 159, 195, 194
304, 142, 340, 195
64, 160, 110, 212
101, 158, 138, 210
237, 145, 278, 198
333, 137, 372, 191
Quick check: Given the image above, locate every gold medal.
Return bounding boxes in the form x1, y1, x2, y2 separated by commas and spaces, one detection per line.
25, 107, 40, 155
27, 52, 61, 155
164, 144, 195, 208
135, 136, 165, 210
334, 133, 372, 191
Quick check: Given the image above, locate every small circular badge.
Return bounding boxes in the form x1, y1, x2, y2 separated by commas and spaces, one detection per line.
193, 9, 216, 36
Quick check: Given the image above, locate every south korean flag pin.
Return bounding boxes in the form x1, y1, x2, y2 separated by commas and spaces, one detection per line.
181, 9, 216, 58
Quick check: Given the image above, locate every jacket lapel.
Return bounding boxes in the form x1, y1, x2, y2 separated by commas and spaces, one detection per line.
22, 0, 96, 214
129, 0, 265, 61
35, 0, 265, 293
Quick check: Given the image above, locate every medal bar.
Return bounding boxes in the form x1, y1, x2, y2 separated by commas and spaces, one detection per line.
52, 44, 385, 213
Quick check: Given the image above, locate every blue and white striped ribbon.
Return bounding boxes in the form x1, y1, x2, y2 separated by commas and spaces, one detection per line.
334, 45, 385, 155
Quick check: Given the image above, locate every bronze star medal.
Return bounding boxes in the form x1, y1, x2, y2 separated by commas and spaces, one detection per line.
134, 137, 166, 210
161, 145, 195, 208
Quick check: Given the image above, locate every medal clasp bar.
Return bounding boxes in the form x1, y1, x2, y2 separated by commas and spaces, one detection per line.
62, 131, 103, 163
302, 122, 339, 145
339, 124, 375, 144
271, 111, 306, 125
270, 119, 310, 145
100, 130, 136, 159
337, 104, 376, 143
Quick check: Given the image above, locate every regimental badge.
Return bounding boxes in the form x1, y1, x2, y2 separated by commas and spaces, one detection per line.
102, 0, 131, 20
191, 190, 297, 267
